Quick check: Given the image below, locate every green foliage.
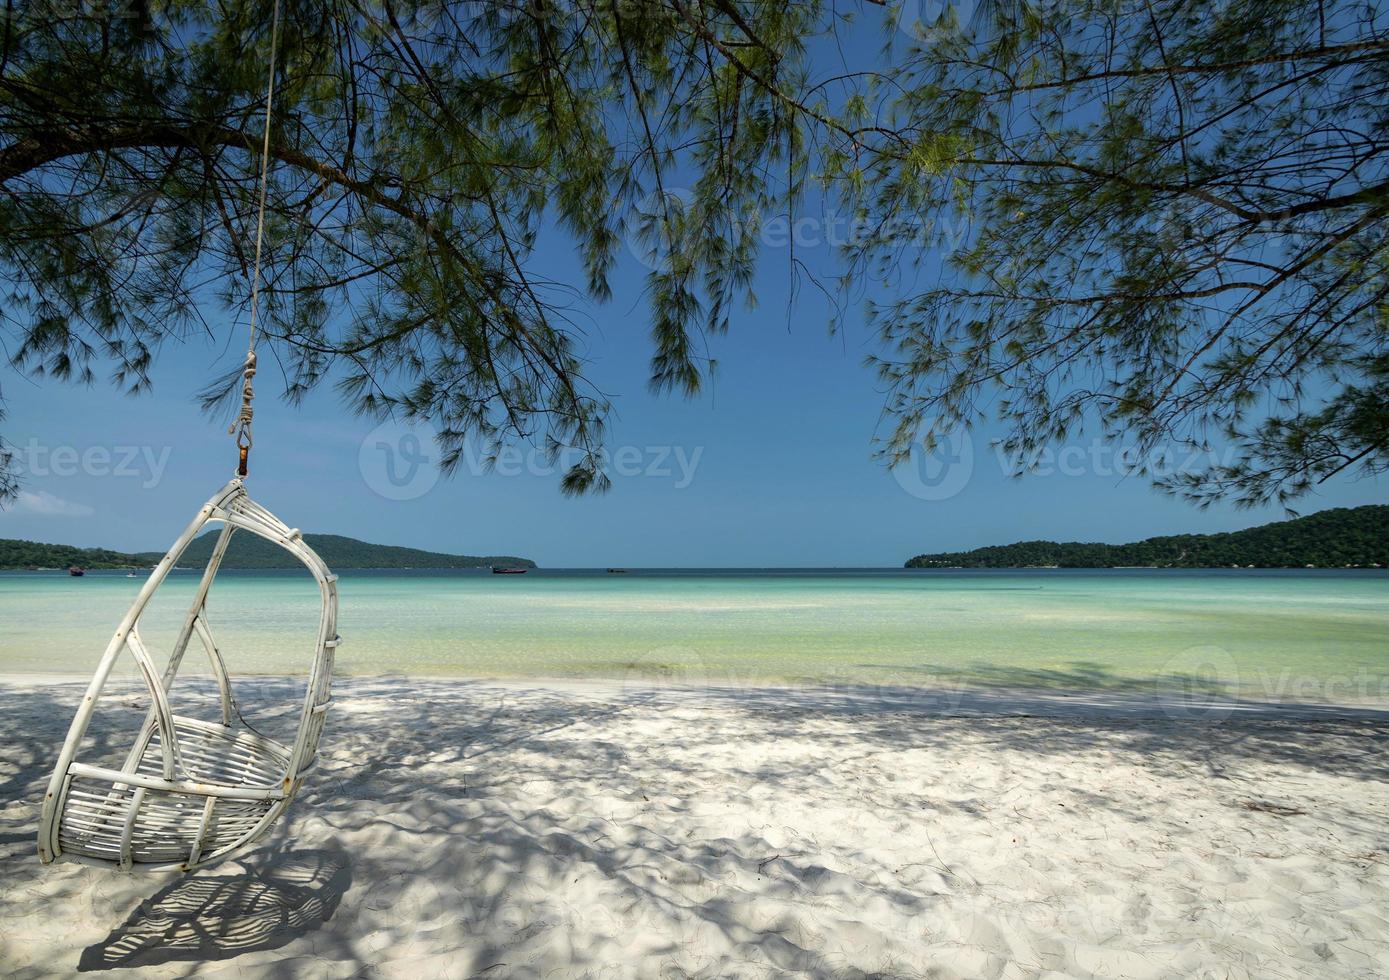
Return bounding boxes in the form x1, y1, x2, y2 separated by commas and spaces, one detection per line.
0, 0, 827, 496
905, 505, 1389, 568
859, 1, 1389, 508
1, 1, 1385, 507
0, 532, 533, 570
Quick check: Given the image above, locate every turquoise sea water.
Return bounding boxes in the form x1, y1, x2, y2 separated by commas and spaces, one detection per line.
1, 568, 1386, 699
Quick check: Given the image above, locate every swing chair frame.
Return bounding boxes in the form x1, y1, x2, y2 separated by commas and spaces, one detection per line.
37, 478, 339, 872
37, 0, 341, 875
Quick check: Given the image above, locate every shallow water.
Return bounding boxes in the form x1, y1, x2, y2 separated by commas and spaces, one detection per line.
2, 568, 1386, 699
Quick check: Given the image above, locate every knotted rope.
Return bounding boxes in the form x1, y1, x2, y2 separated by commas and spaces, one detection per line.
230, 0, 283, 478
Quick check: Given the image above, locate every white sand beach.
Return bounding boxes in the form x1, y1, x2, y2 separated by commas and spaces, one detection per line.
2, 675, 1387, 979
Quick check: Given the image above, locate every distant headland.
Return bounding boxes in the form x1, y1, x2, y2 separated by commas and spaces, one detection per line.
0, 532, 535, 571
905, 505, 1388, 569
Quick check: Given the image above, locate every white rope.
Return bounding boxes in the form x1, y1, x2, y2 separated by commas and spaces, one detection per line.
230, 0, 284, 467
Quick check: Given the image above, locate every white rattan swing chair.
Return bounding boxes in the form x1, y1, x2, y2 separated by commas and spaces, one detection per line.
36, 0, 338, 872
36, 482, 340, 872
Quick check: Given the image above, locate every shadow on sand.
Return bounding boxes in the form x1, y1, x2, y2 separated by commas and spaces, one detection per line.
2, 669, 1387, 977
77, 846, 351, 971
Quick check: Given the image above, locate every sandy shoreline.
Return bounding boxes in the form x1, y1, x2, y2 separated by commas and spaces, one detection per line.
2, 675, 1387, 978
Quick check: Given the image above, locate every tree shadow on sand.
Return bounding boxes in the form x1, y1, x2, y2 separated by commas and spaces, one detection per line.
3, 672, 1388, 978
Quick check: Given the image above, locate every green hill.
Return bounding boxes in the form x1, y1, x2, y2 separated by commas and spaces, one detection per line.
142, 532, 535, 570
905, 505, 1389, 569
0, 533, 534, 570
0, 539, 147, 570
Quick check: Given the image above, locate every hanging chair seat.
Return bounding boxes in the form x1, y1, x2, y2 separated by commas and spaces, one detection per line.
60, 719, 288, 867
39, 479, 339, 872
138, 714, 292, 786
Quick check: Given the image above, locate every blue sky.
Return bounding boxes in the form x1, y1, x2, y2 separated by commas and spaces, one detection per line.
1, 10, 1384, 566
1, 215, 1382, 567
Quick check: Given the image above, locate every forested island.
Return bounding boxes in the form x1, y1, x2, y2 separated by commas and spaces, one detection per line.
0, 533, 534, 571
906, 506, 1388, 569
0, 540, 145, 571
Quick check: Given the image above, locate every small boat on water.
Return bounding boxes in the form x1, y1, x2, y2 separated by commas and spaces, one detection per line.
67, 566, 85, 577
607, 568, 629, 574
491, 566, 528, 575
